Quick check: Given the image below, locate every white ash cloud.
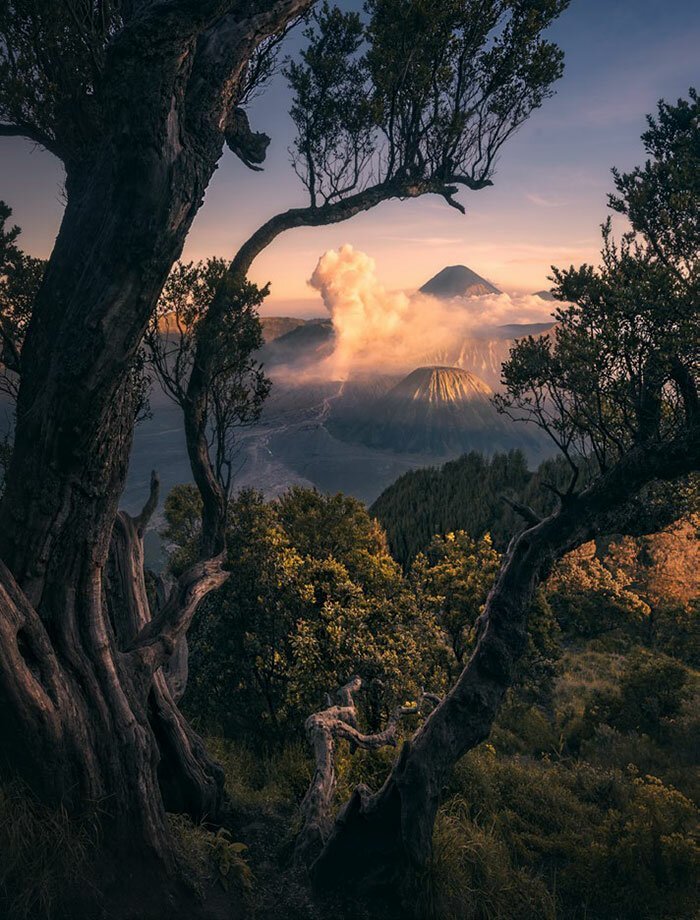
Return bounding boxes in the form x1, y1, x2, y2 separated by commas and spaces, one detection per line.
308, 244, 555, 379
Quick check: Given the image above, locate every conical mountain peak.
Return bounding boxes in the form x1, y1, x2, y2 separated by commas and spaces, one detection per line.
420, 265, 501, 299
388, 366, 493, 405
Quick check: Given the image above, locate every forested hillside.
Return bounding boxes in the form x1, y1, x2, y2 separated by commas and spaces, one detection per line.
1, 479, 698, 918
371, 450, 572, 565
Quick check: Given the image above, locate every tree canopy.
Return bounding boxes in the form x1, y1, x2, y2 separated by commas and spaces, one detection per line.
286, 0, 568, 212
496, 91, 698, 484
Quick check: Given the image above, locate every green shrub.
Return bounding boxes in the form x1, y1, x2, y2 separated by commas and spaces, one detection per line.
490, 700, 559, 757
205, 737, 312, 813
581, 651, 692, 742
185, 489, 447, 746
427, 796, 556, 920
581, 772, 700, 919
436, 750, 699, 920
547, 543, 651, 640
168, 815, 252, 900
652, 600, 700, 667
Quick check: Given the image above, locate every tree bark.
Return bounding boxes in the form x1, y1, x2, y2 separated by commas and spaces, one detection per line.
105, 473, 227, 823
311, 429, 700, 908
0, 1, 313, 907
295, 677, 439, 866
0, 485, 228, 918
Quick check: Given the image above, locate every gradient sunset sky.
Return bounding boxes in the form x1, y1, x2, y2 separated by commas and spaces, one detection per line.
1, 0, 698, 316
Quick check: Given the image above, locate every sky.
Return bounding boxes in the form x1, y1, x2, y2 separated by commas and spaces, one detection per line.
1, 0, 698, 317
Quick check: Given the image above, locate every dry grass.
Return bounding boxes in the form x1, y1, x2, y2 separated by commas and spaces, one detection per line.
0, 782, 99, 919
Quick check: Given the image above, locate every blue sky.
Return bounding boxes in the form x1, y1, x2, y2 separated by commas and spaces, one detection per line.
1, 0, 698, 314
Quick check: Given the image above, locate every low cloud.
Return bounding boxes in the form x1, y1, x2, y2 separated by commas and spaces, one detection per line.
308, 245, 555, 379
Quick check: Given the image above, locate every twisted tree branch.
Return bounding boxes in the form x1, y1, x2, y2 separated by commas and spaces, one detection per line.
500, 495, 542, 526
127, 554, 228, 673
295, 677, 439, 865
134, 469, 160, 536
0, 122, 62, 158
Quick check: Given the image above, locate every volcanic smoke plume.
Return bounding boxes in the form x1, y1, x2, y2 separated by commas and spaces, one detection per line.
308, 245, 556, 379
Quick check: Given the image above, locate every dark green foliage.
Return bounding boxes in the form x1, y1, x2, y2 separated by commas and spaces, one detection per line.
168, 816, 252, 901
181, 640, 698, 920
161, 483, 203, 575
371, 449, 570, 566
411, 530, 501, 668
546, 542, 651, 640
4, 470, 698, 917
285, 0, 568, 211
496, 92, 698, 477
176, 484, 571, 746
609, 88, 699, 275
515, 589, 562, 706
276, 487, 387, 576
581, 651, 691, 743
0, 202, 45, 491
435, 743, 699, 920
0, 3, 125, 164
183, 488, 448, 745
652, 599, 700, 668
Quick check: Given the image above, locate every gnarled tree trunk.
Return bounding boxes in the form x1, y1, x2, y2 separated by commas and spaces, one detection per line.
0, 473, 228, 913
0, 2, 313, 909
294, 677, 439, 866
106, 473, 226, 823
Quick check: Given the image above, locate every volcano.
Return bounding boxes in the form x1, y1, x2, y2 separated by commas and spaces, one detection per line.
328, 366, 544, 456
419, 265, 501, 299
390, 365, 493, 405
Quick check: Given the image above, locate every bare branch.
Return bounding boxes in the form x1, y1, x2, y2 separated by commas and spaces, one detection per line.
500, 495, 542, 527
294, 676, 439, 865
127, 554, 228, 672
441, 185, 466, 214
0, 122, 62, 158
134, 469, 160, 535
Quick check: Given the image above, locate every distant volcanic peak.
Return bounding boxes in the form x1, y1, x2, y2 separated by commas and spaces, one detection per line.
328, 364, 521, 457
390, 366, 493, 405
420, 265, 501, 299
259, 316, 307, 342
258, 317, 335, 369
534, 289, 556, 301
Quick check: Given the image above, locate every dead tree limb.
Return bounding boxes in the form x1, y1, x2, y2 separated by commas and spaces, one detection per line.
104, 472, 228, 821
500, 495, 542, 526
295, 677, 439, 866
127, 554, 228, 673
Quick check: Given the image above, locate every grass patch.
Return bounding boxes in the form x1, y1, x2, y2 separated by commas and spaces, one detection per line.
0, 782, 99, 920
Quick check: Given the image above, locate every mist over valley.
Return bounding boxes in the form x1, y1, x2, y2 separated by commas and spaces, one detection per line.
122, 253, 558, 537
